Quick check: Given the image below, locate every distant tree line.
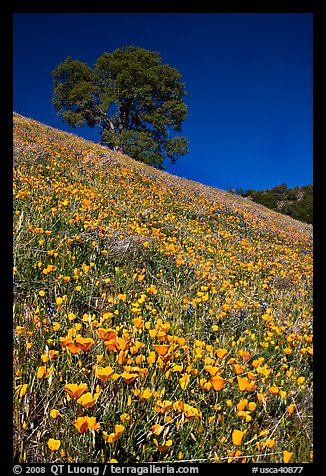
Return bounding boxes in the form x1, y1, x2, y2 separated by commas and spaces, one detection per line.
229, 183, 313, 224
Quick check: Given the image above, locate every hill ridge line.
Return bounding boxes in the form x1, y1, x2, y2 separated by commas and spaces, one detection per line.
13, 111, 312, 241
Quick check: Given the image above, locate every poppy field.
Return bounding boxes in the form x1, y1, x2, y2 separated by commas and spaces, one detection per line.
13, 112, 313, 463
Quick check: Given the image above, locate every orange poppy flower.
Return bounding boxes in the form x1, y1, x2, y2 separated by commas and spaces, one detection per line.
103, 425, 124, 443
59, 336, 71, 347
297, 376, 305, 385
103, 431, 117, 444
95, 366, 115, 381
52, 322, 61, 332
210, 376, 225, 391
233, 364, 245, 375
246, 380, 257, 392
16, 383, 28, 398
37, 366, 47, 379
50, 409, 60, 419
75, 336, 95, 352
98, 328, 117, 341
154, 400, 173, 414
120, 413, 131, 425
216, 348, 228, 359
179, 373, 190, 390
237, 376, 250, 391
232, 429, 244, 446
183, 404, 201, 420
269, 386, 279, 394
77, 392, 99, 408
82, 263, 90, 273
265, 439, 275, 449
252, 357, 264, 368
116, 337, 130, 351
133, 317, 144, 329
139, 388, 152, 400
130, 340, 145, 354
283, 451, 293, 463
199, 378, 212, 390
67, 341, 82, 354
147, 351, 156, 366
74, 416, 90, 434
47, 438, 61, 451
49, 350, 59, 360
153, 438, 173, 453
237, 399, 248, 411
104, 338, 117, 352
139, 367, 149, 379
204, 365, 220, 376
121, 372, 138, 384
248, 401, 256, 411
156, 330, 167, 342
152, 424, 164, 436
118, 350, 128, 364
247, 371, 256, 380
288, 403, 295, 414
64, 383, 88, 399
228, 449, 246, 463
257, 392, 268, 404
153, 344, 170, 356
173, 400, 184, 412
239, 349, 251, 362
114, 424, 124, 437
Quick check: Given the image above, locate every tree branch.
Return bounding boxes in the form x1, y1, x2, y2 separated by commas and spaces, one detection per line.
96, 106, 115, 132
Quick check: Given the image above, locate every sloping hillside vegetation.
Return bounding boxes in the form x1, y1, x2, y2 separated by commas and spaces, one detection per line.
13, 113, 313, 464
240, 184, 313, 225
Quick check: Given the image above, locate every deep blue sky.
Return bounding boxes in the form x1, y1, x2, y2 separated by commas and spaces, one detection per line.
13, 13, 313, 191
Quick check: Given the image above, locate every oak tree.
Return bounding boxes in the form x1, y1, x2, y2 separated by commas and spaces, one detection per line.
52, 46, 189, 168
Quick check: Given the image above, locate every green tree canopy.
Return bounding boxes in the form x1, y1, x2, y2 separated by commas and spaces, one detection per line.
52, 46, 189, 168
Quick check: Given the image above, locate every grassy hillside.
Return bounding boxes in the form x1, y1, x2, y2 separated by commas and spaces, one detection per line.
239, 184, 313, 225
13, 112, 313, 464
